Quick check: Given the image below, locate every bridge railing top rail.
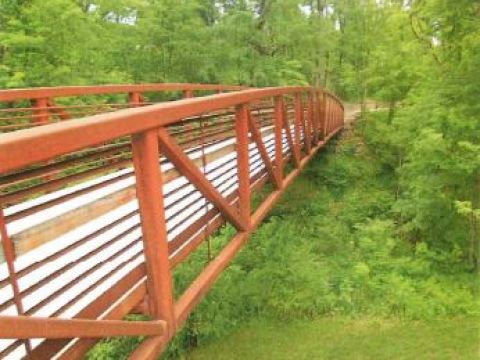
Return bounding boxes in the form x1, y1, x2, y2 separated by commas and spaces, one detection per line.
0, 86, 342, 174
0, 82, 249, 133
0, 83, 247, 102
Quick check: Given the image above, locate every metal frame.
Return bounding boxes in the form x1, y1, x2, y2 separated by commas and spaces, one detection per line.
0, 83, 246, 132
0, 84, 344, 359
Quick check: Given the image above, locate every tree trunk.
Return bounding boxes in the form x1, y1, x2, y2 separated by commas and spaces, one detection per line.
472, 173, 480, 273
324, 51, 330, 88
388, 100, 396, 123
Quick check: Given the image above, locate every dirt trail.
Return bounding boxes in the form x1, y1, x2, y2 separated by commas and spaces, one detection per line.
343, 101, 384, 130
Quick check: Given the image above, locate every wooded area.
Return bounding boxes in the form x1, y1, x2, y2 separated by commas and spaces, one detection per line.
0, 0, 479, 359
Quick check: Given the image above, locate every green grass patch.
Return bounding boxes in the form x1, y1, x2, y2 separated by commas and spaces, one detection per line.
187, 317, 480, 360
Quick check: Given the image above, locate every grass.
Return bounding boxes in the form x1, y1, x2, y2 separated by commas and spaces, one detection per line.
187, 317, 480, 360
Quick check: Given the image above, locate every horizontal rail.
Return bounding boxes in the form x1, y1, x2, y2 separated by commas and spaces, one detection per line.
0, 315, 166, 339
0, 83, 247, 136
0, 87, 341, 173
0, 83, 246, 102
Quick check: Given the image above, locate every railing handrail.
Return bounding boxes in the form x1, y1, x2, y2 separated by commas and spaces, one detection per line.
0, 83, 247, 102
0, 86, 343, 174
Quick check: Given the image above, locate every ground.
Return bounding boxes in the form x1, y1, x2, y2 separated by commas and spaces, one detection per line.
186, 317, 480, 360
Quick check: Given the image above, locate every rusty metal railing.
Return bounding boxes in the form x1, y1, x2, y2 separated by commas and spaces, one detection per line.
0, 84, 343, 359
0, 83, 246, 132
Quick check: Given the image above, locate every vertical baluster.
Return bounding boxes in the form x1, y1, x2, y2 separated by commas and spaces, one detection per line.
317, 90, 322, 142
300, 94, 309, 154
274, 96, 284, 186
326, 97, 331, 136
0, 210, 31, 353
305, 94, 313, 154
333, 100, 336, 133
334, 103, 337, 131
32, 98, 49, 124
129, 92, 144, 107
310, 91, 319, 145
182, 90, 194, 143
183, 90, 194, 99
235, 104, 251, 228
335, 100, 338, 133
331, 100, 334, 134
131, 130, 175, 336
336, 103, 340, 130
321, 92, 327, 139
294, 93, 303, 159
328, 98, 333, 134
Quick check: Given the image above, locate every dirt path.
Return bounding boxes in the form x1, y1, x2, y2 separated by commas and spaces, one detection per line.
343, 101, 384, 130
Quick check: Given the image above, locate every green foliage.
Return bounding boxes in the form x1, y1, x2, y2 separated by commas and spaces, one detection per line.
159, 125, 477, 358
87, 315, 146, 360
188, 317, 480, 360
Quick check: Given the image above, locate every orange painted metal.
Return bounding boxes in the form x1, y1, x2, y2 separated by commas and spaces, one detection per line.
0, 209, 32, 355
0, 83, 246, 102
32, 98, 50, 124
0, 83, 245, 139
0, 83, 344, 359
0, 210, 24, 316
235, 104, 251, 225
282, 102, 301, 168
0, 315, 166, 339
305, 94, 313, 153
309, 92, 318, 144
248, 112, 281, 189
320, 90, 327, 139
158, 127, 247, 231
128, 92, 144, 107
27, 264, 146, 358
274, 96, 284, 185
131, 130, 176, 337
46, 99, 71, 120
294, 93, 303, 155
56, 281, 149, 359
0, 87, 340, 173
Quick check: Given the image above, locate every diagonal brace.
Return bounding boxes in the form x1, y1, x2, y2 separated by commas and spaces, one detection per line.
247, 112, 282, 189
158, 128, 247, 231
282, 106, 301, 168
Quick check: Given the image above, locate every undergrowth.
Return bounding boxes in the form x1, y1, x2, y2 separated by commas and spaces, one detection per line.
88, 111, 479, 360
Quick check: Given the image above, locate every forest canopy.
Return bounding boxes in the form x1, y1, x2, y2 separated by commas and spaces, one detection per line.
0, 1, 475, 99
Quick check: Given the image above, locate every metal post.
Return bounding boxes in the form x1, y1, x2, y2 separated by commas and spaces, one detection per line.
294, 93, 303, 157
321, 91, 327, 140
310, 91, 319, 145
32, 98, 50, 124
274, 97, 284, 185
183, 90, 194, 99
0, 209, 31, 353
235, 104, 251, 228
129, 92, 143, 107
131, 130, 175, 336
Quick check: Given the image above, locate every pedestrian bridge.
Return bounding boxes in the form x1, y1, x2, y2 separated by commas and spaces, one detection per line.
0, 83, 344, 359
